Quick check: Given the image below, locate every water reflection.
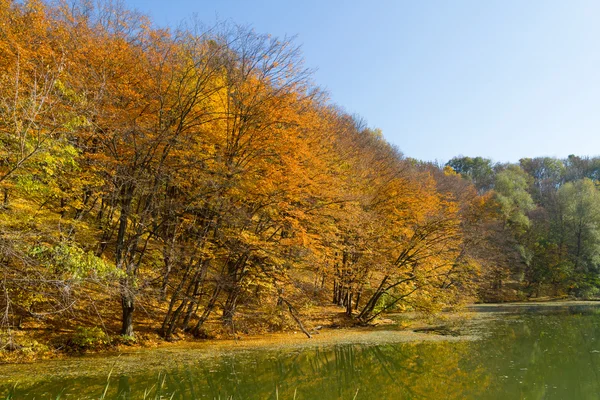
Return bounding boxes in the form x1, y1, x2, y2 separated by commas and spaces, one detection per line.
101, 341, 489, 399
0, 341, 488, 399
3, 304, 600, 399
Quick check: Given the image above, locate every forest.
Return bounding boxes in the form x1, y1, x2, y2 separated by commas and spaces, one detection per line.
2, 0, 600, 354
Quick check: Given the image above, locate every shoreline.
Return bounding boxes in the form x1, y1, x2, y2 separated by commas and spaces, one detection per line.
0, 319, 477, 385
1, 299, 597, 366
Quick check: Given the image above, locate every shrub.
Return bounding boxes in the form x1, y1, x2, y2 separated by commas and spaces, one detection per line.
69, 326, 109, 351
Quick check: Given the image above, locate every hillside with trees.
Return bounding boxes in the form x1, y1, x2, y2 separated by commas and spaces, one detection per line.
447, 155, 600, 301
1, 0, 599, 356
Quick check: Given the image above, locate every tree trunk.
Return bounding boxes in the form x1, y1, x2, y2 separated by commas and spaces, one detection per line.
191, 285, 221, 336
356, 275, 388, 322
222, 289, 239, 327
121, 291, 135, 337
281, 298, 311, 339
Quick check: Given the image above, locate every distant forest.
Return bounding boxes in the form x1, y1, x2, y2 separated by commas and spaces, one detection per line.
1, 1, 600, 350
445, 155, 600, 300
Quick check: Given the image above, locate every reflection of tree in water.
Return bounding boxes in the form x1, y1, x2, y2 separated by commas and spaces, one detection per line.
1, 340, 490, 399
123, 341, 489, 399
8, 307, 600, 399
474, 309, 600, 400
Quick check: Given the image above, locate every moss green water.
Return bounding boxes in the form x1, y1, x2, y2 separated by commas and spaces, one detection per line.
2, 303, 600, 399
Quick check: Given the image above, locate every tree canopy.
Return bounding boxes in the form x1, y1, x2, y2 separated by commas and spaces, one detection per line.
2, 0, 600, 353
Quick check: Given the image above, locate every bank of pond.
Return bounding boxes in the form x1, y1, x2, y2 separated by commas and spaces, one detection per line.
2, 302, 600, 399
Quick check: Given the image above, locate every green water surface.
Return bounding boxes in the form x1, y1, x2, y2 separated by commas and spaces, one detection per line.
2, 303, 600, 399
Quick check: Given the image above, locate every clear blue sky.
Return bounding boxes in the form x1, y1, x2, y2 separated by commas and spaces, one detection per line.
124, 0, 600, 163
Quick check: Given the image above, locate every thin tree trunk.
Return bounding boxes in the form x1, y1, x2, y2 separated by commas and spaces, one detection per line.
120, 291, 135, 337
280, 298, 311, 339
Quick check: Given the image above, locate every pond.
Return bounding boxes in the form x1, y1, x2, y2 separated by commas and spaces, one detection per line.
2, 302, 600, 399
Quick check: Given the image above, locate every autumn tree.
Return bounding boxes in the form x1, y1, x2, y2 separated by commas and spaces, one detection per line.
0, 0, 119, 346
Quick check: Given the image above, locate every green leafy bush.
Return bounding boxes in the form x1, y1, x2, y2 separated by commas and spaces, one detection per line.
69, 326, 109, 351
